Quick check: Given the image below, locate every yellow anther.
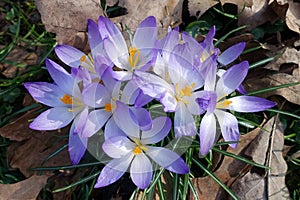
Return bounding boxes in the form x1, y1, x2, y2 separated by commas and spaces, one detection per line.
60, 94, 73, 104
133, 146, 143, 155
216, 100, 232, 109
80, 55, 87, 62
132, 138, 148, 155
105, 103, 113, 112
128, 47, 140, 68
175, 83, 196, 104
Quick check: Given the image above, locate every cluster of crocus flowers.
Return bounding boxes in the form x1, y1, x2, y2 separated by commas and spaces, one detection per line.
25, 15, 276, 189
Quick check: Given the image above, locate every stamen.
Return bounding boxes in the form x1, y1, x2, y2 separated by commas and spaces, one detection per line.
60, 94, 73, 104
216, 100, 232, 109
128, 47, 141, 68
132, 138, 148, 155
80, 55, 95, 72
133, 146, 143, 155
175, 83, 196, 104
105, 103, 113, 112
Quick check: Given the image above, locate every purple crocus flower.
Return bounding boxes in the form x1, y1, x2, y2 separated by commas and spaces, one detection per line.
197, 60, 276, 155
81, 68, 152, 139
94, 113, 189, 189
24, 59, 89, 164
98, 16, 157, 81
133, 43, 205, 137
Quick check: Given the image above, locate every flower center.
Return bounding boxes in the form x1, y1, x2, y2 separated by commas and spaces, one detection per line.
132, 138, 148, 155
80, 54, 95, 73
60, 94, 73, 104
175, 83, 196, 104
216, 99, 232, 109
128, 47, 140, 68
59, 94, 83, 112
105, 103, 115, 112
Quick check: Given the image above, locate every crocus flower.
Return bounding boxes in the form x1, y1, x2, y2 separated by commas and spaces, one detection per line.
81, 68, 152, 139
24, 59, 88, 165
95, 110, 189, 189
196, 61, 276, 155
133, 43, 205, 137
55, 18, 110, 83
98, 16, 157, 81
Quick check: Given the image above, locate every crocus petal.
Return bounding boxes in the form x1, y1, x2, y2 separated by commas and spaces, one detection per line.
46, 59, 79, 95
87, 19, 104, 58
199, 113, 216, 155
133, 70, 174, 100
30, 107, 74, 130
217, 42, 246, 66
102, 136, 135, 159
69, 121, 87, 165
98, 16, 127, 55
174, 102, 197, 137
214, 109, 239, 148
146, 146, 189, 174
130, 107, 152, 131
121, 80, 139, 105
216, 61, 249, 97
202, 55, 217, 91
95, 153, 133, 188
82, 83, 110, 108
24, 82, 65, 107
130, 154, 152, 189
71, 67, 92, 86
82, 109, 111, 138
54, 44, 84, 68
73, 107, 88, 135
227, 96, 276, 112
236, 84, 247, 94
141, 116, 171, 144
104, 117, 126, 139
161, 29, 180, 62
134, 90, 153, 107
114, 101, 140, 138
133, 16, 157, 50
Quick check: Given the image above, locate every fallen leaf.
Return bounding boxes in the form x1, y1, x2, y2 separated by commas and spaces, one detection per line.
277, 0, 300, 34
36, 0, 103, 50
190, 121, 265, 200
244, 71, 300, 105
0, 108, 71, 177
0, 175, 48, 200
230, 116, 290, 199
188, 0, 253, 19
238, 0, 288, 32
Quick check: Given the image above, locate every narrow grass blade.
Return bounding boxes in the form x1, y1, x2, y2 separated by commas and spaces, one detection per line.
267, 109, 300, 120
214, 25, 247, 46
247, 82, 300, 96
32, 161, 102, 171
192, 157, 238, 200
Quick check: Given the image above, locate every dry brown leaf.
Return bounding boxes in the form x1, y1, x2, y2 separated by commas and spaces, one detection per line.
244, 71, 300, 105
0, 109, 71, 177
0, 46, 38, 78
0, 175, 48, 200
230, 117, 290, 199
36, 0, 103, 50
190, 122, 264, 200
188, 0, 252, 19
238, 0, 288, 31
278, 0, 300, 33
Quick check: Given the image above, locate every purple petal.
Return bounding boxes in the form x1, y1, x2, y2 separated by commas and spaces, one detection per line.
102, 136, 135, 158
82, 82, 110, 108
130, 154, 152, 189
146, 146, 189, 174
82, 109, 111, 138
130, 107, 152, 131
74, 107, 88, 135
202, 55, 218, 91
141, 116, 171, 144
134, 90, 153, 107
161, 29, 180, 62
104, 117, 126, 139
216, 61, 249, 97
218, 42, 246, 66
121, 80, 139, 105
133, 70, 174, 100
30, 107, 74, 130
69, 121, 87, 165
174, 102, 197, 137
200, 113, 216, 155
95, 154, 133, 188
54, 44, 84, 68
204, 26, 216, 52
227, 96, 276, 112
71, 67, 92, 86
114, 101, 140, 139
24, 82, 65, 107
236, 84, 247, 95
133, 16, 157, 50
87, 19, 104, 57
214, 109, 239, 148
45, 59, 78, 95
196, 91, 217, 114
